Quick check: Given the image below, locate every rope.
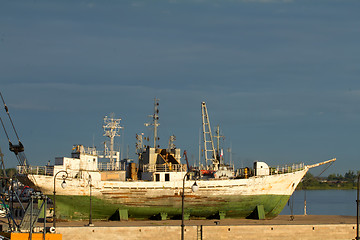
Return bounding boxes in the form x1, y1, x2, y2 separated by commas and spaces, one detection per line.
317, 161, 334, 177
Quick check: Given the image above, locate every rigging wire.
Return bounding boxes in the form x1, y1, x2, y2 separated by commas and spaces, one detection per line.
317, 161, 334, 177
0, 92, 21, 142
302, 160, 335, 216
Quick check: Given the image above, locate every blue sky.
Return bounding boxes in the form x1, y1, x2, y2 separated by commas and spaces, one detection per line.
1, 0, 359, 175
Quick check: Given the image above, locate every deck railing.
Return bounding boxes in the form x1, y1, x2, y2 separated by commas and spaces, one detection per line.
97, 162, 126, 171
17, 162, 127, 176
17, 165, 54, 176
270, 163, 305, 175
142, 164, 186, 172
18, 162, 305, 177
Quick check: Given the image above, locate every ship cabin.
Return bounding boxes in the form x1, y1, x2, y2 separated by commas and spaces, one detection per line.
53, 145, 188, 183
55, 145, 98, 172
49, 145, 126, 182
138, 146, 187, 182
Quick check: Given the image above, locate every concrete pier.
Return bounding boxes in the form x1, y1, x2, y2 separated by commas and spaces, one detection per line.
53, 215, 356, 240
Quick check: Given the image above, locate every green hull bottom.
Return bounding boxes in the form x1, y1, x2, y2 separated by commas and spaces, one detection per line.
53, 194, 290, 220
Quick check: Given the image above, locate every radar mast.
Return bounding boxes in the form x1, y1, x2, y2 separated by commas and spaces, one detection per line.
145, 98, 160, 149
103, 113, 123, 169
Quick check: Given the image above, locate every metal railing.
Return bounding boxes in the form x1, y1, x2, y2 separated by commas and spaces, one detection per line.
17, 165, 54, 176
97, 162, 126, 171
17, 161, 128, 176
17, 162, 305, 177
142, 164, 187, 172
270, 163, 305, 175
72, 145, 98, 155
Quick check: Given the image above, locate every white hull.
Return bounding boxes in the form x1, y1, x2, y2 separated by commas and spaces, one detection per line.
22, 167, 308, 199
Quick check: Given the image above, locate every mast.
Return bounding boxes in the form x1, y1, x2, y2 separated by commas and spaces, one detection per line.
198, 127, 201, 168
214, 125, 224, 165
145, 98, 160, 149
227, 142, 233, 168
103, 113, 123, 170
168, 135, 176, 152
201, 102, 219, 170
135, 132, 145, 159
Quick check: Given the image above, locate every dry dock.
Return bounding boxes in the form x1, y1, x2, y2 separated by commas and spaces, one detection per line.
51, 215, 356, 240
1, 215, 356, 239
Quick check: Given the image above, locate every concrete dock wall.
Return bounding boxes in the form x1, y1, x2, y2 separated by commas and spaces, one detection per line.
57, 224, 356, 240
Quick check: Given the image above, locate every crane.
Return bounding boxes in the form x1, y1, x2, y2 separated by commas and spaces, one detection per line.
0, 92, 28, 168
201, 102, 219, 170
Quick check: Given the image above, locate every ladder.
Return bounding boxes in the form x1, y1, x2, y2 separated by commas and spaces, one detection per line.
19, 195, 45, 232
201, 102, 219, 170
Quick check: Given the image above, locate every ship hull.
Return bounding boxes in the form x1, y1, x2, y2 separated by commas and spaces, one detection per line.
18, 168, 307, 220
51, 193, 290, 220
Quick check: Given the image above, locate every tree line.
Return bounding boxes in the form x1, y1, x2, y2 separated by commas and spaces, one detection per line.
297, 170, 359, 190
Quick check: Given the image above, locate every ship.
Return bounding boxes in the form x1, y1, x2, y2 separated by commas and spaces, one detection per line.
16, 99, 336, 221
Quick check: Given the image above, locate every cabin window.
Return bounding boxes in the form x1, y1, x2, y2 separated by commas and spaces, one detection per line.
165, 173, 170, 181
155, 174, 160, 182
